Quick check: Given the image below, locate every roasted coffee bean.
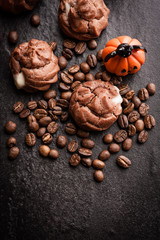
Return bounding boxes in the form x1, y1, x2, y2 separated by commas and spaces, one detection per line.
122, 98, 129, 108
144, 115, 156, 129
62, 48, 73, 59
117, 155, 131, 168
57, 99, 69, 109
7, 137, 16, 148
118, 115, 129, 129
19, 109, 30, 118
95, 72, 103, 80
68, 140, 79, 153
123, 102, 135, 115
99, 150, 110, 161
61, 91, 72, 101
63, 39, 76, 49
146, 83, 156, 95
81, 158, 92, 167
118, 84, 130, 95
36, 127, 46, 138
103, 134, 113, 144
87, 54, 97, 68
94, 170, 104, 182
38, 100, 48, 109
75, 42, 87, 55
68, 65, 80, 74
122, 138, 132, 151
87, 40, 97, 49
59, 82, 71, 91
110, 76, 122, 86
25, 133, 36, 147
39, 145, 50, 157
13, 102, 24, 113
81, 139, 95, 149
48, 110, 59, 121
61, 71, 74, 84
74, 72, 85, 82
86, 73, 95, 81
52, 106, 62, 115
56, 135, 67, 148
125, 90, 135, 100
60, 112, 69, 122
28, 121, 39, 132
80, 62, 90, 73
9, 147, 19, 160
8, 31, 18, 44
77, 129, 90, 138
108, 143, 120, 153
128, 124, 136, 137
42, 133, 53, 145
102, 71, 111, 81
47, 121, 58, 134
69, 153, 81, 166
135, 119, 144, 132
39, 116, 52, 127
27, 101, 37, 110
92, 159, 105, 170
49, 41, 57, 51
138, 130, 148, 143
131, 96, 141, 109
114, 130, 128, 143
71, 81, 81, 90
27, 115, 36, 124
48, 98, 56, 110
65, 123, 77, 135
34, 109, 47, 120
138, 88, 149, 101
128, 111, 140, 123
58, 56, 68, 70
30, 14, 40, 27
139, 103, 149, 117
49, 149, 59, 159
44, 90, 56, 100
96, 49, 103, 61
5, 121, 16, 134
78, 148, 92, 157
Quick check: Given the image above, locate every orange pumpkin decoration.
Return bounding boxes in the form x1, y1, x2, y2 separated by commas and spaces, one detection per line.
102, 36, 147, 76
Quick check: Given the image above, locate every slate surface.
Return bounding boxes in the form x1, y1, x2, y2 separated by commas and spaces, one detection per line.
0, 0, 160, 239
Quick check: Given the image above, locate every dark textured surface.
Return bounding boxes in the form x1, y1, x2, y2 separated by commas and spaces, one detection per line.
0, 0, 160, 239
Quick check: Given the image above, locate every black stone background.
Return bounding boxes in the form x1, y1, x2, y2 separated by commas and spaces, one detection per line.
0, 0, 160, 239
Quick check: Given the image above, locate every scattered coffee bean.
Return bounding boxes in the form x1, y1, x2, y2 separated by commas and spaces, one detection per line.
25, 133, 36, 147
5, 121, 16, 134
78, 148, 92, 157
96, 49, 103, 61
102, 71, 111, 81
68, 65, 80, 74
114, 130, 128, 143
56, 135, 67, 148
62, 48, 73, 59
125, 90, 135, 100
122, 98, 129, 108
95, 72, 103, 80
30, 14, 40, 27
71, 81, 81, 90
92, 159, 105, 170
87, 54, 97, 68
42, 133, 53, 145
36, 127, 46, 138
103, 134, 113, 144
27, 101, 37, 110
131, 96, 141, 109
58, 56, 68, 70
52, 106, 62, 115
44, 90, 56, 100
81, 138, 95, 149
7, 137, 16, 148
65, 123, 77, 135
49, 149, 59, 159
86, 73, 95, 81
146, 83, 156, 95
77, 129, 90, 138
57, 99, 69, 109
118, 115, 129, 129
39, 145, 50, 157
19, 109, 30, 119
128, 124, 136, 137
47, 121, 58, 134
8, 31, 18, 44
108, 143, 120, 153
81, 158, 92, 167
61, 71, 74, 84
27, 115, 37, 124
144, 115, 156, 129
87, 40, 97, 50
49, 41, 57, 51
68, 140, 79, 153
38, 100, 48, 109
110, 76, 122, 86
117, 155, 131, 168
123, 102, 134, 114
135, 119, 144, 132
48, 98, 56, 110
63, 39, 76, 49
48, 110, 59, 121
139, 103, 149, 117
8, 146, 19, 160
60, 112, 69, 122
74, 72, 85, 82
61, 91, 72, 101
13, 102, 24, 113
59, 82, 71, 91
28, 121, 39, 132
98, 150, 110, 161
138, 130, 148, 143
122, 138, 132, 151
94, 170, 104, 182
128, 111, 140, 123
138, 88, 149, 101
118, 84, 130, 95
39, 116, 52, 127
75, 42, 87, 55
69, 153, 81, 166
80, 62, 90, 73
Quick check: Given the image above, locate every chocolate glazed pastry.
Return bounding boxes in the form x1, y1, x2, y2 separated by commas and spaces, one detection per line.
58, 0, 110, 41
9, 39, 60, 93
69, 80, 122, 131
0, 0, 39, 14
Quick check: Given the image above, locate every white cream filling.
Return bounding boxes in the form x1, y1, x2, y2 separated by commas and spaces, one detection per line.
112, 86, 123, 105
65, 2, 71, 16
13, 72, 26, 89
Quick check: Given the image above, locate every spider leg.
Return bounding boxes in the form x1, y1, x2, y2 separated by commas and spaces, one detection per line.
104, 50, 118, 62
132, 45, 147, 53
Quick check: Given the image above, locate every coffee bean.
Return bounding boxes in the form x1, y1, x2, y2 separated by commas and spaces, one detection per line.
62, 48, 73, 59
139, 103, 149, 117
122, 138, 132, 151
75, 42, 87, 55
110, 76, 122, 86
65, 123, 77, 135
27, 115, 36, 124
8, 147, 19, 160
81, 158, 92, 167
123, 102, 135, 115
36, 127, 46, 138
42, 133, 53, 145
131, 96, 141, 109
146, 83, 156, 95
59, 82, 71, 91
25, 133, 36, 147
48, 98, 56, 110
68, 140, 79, 153
87, 40, 97, 50
19, 109, 30, 119
68, 65, 80, 74
52, 106, 62, 115
38, 100, 48, 109
44, 90, 56, 100
95, 72, 103, 80
39, 116, 52, 127
86, 73, 95, 81
78, 148, 92, 157
81, 139, 95, 149
118, 115, 129, 129
138, 88, 149, 101
30, 14, 40, 27
128, 111, 140, 123
49, 149, 59, 159
74, 72, 85, 82
117, 155, 131, 168
28, 121, 39, 132
13, 102, 24, 113
125, 90, 135, 100
80, 62, 90, 74
122, 98, 129, 108
8, 31, 18, 44
102, 71, 111, 81
49, 41, 57, 51
57, 99, 69, 109
5, 121, 16, 134
98, 150, 110, 161
7, 137, 16, 148
48, 110, 59, 121
56, 135, 67, 148
69, 153, 81, 166
63, 39, 76, 49
71, 81, 81, 90
47, 121, 58, 134
92, 159, 105, 170
108, 143, 120, 153
135, 119, 144, 132
128, 124, 136, 137
77, 129, 90, 138
96, 49, 103, 61
114, 130, 128, 143
118, 84, 130, 95
144, 115, 156, 129
58, 56, 68, 70
39, 145, 50, 157
138, 130, 148, 143
87, 54, 97, 68
61, 91, 72, 101
60, 112, 69, 122
61, 71, 74, 84
103, 134, 113, 144
94, 170, 104, 182
27, 101, 37, 110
